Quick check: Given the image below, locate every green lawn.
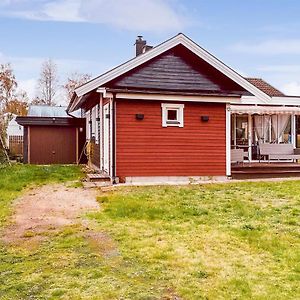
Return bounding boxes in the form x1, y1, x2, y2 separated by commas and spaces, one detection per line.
0, 165, 299, 299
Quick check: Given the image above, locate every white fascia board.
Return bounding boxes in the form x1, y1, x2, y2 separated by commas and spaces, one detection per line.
176, 35, 271, 103
69, 95, 82, 112
241, 95, 300, 106
271, 97, 300, 106
115, 92, 241, 103
240, 96, 267, 105
75, 33, 271, 102
75, 37, 180, 97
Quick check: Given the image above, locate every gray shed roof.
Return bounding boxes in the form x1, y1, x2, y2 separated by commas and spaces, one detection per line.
28, 105, 81, 118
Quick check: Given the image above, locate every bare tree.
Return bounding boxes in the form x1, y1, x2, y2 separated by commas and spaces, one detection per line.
0, 63, 17, 112
31, 96, 47, 106
0, 63, 18, 163
64, 72, 91, 103
37, 58, 59, 106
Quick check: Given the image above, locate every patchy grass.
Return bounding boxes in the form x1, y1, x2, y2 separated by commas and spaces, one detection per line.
0, 168, 299, 299
88, 182, 300, 299
0, 164, 83, 226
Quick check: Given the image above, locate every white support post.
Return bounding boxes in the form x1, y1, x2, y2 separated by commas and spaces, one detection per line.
291, 114, 296, 148
233, 114, 237, 148
248, 114, 252, 162
109, 97, 113, 177
226, 104, 231, 176
99, 94, 103, 170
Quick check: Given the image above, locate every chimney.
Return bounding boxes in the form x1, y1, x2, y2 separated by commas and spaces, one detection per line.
135, 35, 146, 56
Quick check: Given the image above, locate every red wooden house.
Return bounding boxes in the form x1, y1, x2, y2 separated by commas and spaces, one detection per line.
67, 34, 300, 183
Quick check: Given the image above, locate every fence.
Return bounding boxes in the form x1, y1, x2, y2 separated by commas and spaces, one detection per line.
9, 135, 23, 158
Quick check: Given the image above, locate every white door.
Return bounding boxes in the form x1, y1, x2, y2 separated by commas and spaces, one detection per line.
103, 103, 110, 174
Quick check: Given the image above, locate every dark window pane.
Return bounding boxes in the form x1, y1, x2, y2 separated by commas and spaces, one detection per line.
167, 109, 178, 120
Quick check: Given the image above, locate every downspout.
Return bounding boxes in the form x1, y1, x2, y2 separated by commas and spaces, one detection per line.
112, 93, 116, 184
66, 110, 77, 118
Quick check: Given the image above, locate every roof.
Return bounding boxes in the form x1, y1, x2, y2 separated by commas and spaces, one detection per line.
29, 105, 81, 118
245, 78, 285, 97
16, 116, 85, 127
108, 44, 250, 96
68, 33, 271, 112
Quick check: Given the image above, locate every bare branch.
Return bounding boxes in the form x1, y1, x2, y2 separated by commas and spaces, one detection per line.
64, 72, 91, 103
37, 58, 59, 106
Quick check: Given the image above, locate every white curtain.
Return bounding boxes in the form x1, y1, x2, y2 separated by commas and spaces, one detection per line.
271, 115, 290, 143
254, 115, 263, 140
254, 115, 271, 142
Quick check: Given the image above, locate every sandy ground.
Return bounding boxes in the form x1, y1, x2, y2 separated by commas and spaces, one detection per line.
2, 184, 99, 246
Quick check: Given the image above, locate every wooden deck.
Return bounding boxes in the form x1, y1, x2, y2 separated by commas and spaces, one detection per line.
231, 162, 300, 179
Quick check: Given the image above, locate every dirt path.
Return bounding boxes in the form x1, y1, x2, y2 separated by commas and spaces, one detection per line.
2, 184, 99, 246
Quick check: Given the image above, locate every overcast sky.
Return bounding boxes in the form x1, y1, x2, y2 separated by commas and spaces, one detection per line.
1, 0, 300, 104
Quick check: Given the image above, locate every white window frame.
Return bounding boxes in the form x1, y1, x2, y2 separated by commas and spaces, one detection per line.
95, 104, 100, 144
91, 106, 96, 140
161, 103, 184, 127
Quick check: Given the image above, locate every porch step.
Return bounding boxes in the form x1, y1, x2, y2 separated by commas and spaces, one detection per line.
231, 162, 300, 179
86, 173, 111, 182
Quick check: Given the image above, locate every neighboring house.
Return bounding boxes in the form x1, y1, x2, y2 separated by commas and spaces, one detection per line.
67, 33, 300, 183
16, 105, 86, 164
5, 113, 24, 138
4, 113, 24, 158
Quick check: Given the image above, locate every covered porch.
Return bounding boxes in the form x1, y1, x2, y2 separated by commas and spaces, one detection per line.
230, 104, 300, 178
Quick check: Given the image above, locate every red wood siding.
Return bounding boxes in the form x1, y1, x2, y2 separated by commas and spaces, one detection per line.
116, 99, 226, 177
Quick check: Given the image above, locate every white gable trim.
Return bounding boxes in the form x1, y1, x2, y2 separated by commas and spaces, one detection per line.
74, 33, 271, 103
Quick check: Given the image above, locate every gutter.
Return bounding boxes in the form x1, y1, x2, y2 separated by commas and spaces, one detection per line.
66, 110, 77, 118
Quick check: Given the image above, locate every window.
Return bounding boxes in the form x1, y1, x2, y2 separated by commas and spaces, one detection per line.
161, 103, 184, 127
91, 106, 96, 140
96, 104, 101, 144
86, 110, 91, 140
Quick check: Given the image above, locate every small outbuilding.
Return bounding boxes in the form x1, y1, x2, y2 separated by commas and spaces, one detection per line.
16, 105, 86, 164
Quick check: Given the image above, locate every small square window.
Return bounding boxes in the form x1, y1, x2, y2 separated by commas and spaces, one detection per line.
167, 109, 179, 123
161, 103, 184, 127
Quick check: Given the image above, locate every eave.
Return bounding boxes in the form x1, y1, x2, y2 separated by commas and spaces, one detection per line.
16, 116, 85, 127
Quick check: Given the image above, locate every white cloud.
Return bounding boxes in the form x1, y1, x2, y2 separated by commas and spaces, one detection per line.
18, 78, 37, 99
281, 81, 300, 96
11, 0, 84, 22
231, 39, 300, 55
258, 65, 300, 73
79, 0, 186, 31
0, 0, 187, 32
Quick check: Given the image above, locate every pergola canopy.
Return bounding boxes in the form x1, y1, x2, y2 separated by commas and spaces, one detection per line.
230, 105, 300, 115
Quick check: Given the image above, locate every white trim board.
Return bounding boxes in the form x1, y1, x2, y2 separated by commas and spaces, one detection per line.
241, 96, 300, 106
226, 104, 231, 176
74, 33, 271, 103
110, 92, 241, 103
161, 103, 184, 127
